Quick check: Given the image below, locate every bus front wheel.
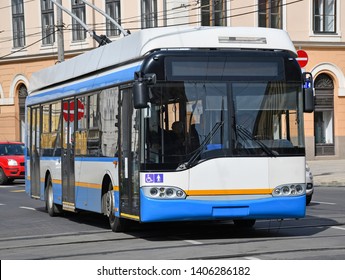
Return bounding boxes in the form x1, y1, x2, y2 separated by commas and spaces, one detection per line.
105, 189, 128, 232
109, 212, 127, 232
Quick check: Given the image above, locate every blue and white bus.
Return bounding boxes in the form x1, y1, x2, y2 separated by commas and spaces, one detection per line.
26, 26, 314, 231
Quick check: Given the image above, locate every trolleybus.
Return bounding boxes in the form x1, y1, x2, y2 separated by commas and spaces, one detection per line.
26, 26, 314, 231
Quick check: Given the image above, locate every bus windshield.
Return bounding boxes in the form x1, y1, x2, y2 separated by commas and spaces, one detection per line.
141, 81, 305, 170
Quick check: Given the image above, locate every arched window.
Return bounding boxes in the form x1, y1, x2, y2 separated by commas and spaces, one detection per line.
18, 83, 28, 142
314, 73, 334, 156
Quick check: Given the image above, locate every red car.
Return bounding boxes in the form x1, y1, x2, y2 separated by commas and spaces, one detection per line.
0, 142, 25, 184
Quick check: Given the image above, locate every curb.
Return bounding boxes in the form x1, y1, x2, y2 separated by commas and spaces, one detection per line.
314, 182, 345, 187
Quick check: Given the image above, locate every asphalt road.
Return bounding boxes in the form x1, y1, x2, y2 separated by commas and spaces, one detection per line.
0, 180, 345, 260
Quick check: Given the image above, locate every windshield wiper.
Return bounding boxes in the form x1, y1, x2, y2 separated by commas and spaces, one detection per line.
236, 125, 276, 157
177, 121, 224, 170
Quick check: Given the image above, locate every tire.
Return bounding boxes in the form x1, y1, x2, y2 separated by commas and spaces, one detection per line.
104, 181, 129, 232
306, 195, 312, 206
109, 212, 128, 232
45, 175, 62, 217
233, 219, 256, 228
0, 168, 8, 185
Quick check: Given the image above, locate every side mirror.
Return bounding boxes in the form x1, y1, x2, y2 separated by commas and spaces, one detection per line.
133, 72, 156, 109
133, 80, 149, 109
303, 72, 314, 113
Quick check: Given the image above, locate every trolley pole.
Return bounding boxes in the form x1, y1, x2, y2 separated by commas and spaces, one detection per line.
56, 0, 65, 62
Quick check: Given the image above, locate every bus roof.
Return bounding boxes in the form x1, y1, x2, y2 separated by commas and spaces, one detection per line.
29, 26, 296, 94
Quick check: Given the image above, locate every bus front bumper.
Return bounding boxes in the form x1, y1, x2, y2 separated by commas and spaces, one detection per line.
140, 190, 306, 222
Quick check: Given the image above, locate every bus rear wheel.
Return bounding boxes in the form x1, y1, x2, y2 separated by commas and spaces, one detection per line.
45, 175, 62, 217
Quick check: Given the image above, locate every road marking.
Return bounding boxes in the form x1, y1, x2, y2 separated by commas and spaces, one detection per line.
10, 190, 25, 193
19, 206, 36, 211
184, 239, 203, 245
331, 226, 345, 231
313, 201, 336, 205
0, 203, 5, 206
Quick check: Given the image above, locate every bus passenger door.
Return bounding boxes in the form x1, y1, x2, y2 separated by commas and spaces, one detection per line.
118, 88, 140, 219
61, 99, 76, 211
30, 107, 41, 198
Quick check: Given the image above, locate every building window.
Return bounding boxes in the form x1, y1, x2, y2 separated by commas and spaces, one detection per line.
12, 0, 26, 48
41, 0, 55, 45
314, 74, 334, 156
72, 0, 86, 41
18, 84, 28, 142
313, 0, 336, 33
201, 0, 227, 26
258, 0, 282, 29
141, 0, 157, 28
105, 0, 121, 37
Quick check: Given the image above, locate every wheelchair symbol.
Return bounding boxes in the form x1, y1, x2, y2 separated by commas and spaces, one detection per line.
145, 174, 154, 183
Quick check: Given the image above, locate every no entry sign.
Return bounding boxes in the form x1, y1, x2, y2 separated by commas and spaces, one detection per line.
296, 49, 309, 68
63, 100, 85, 122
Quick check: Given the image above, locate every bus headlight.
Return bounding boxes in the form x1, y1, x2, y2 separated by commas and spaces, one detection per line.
142, 186, 186, 199
272, 184, 306, 197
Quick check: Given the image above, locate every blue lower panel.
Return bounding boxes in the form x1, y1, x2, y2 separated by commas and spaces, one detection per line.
70, 186, 102, 213
140, 190, 306, 222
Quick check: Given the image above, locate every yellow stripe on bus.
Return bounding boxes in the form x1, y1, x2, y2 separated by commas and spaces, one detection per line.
75, 182, 100, 189
186, 189, 273, 196
120, 213, 140, 220
37, 178, 119, 191
52, 179, 62, 184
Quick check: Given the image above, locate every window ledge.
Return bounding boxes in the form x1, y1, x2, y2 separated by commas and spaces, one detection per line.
309, 33, 342, 42
0, 98, 14, 105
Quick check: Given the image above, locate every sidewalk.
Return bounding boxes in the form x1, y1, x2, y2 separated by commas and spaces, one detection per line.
307, 159, 345, 187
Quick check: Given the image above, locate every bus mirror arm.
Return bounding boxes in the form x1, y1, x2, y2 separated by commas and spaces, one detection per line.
133, 72, 156, 109
303, 72, 315, 113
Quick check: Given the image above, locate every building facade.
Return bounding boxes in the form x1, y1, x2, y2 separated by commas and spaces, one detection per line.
0, 0, 344, 160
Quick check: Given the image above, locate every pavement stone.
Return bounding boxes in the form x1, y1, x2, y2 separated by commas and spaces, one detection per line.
307, 159, 345, 187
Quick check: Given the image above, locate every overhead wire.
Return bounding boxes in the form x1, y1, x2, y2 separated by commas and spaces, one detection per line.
0, 29, 57, 60
0, 0, 305, 60
0, 0, 35, 10
91, 0, 304, 32
90, 0, 303, 31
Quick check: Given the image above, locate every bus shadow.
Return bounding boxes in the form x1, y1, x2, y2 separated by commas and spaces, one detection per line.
35, 208, 111, 230
126, 215, 343, 241
35, 207, 343, 240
